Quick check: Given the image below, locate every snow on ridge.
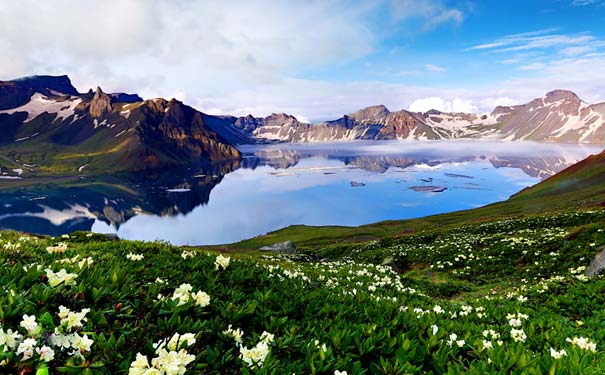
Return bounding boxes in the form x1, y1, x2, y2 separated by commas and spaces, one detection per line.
0, 93, 82, 123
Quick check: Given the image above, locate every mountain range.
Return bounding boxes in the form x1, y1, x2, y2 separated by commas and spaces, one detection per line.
0, 74, 604, 178
207, 89, 605, 145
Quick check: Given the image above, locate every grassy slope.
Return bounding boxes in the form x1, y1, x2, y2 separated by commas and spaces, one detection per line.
2, 208, 605, 373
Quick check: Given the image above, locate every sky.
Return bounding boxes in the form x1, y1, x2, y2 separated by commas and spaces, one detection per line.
1, 0, 605, 122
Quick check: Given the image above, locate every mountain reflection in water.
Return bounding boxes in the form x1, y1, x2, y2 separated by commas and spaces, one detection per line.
0, 141, 600, 244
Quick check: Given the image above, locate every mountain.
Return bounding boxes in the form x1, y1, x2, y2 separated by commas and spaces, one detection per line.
205, 89, 605, 144
495, 90, 605, 143
0, 75, 239, 176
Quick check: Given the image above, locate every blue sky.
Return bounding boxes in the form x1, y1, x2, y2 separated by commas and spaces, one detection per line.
1, 0, 605, 121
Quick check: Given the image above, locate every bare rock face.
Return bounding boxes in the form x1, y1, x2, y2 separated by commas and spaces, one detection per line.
89, 87, 112, 118
586, 248, 605, 277
259, 241, 297, 253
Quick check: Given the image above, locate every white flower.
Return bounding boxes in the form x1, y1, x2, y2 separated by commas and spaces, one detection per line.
482, 340, 493, 350
20, 314, 40, 336
550, 347, 567, 359
335, 371, 348, 375
126, 253, 144, 261
214, 254, 231, 270
60, 307, 90, 330
431, 325, 438, 336
192, 291, 210, 307
0, 328, 21, 350
446, 333, 458, 346
240, 341, 271, 368
71, 333, 94, 352
181, 250, 195, 259
49, 328, 72, 350
224, 325, 244, 344
260, 331, 274, 344
128, 353, 150, 375
510, 328, 526, 343
508, 318, 522, 328
36, 345, 55, 362
566, 336, 597, 352
155, 333, 196, 352
45, 268, 78, 287
16, 338, 37, 360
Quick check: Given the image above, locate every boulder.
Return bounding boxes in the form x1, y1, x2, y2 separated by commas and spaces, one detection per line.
260, 241, 296, 254
586, 248, 605, 277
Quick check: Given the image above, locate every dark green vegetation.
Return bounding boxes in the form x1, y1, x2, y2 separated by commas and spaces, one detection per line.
1, 207, 605, 374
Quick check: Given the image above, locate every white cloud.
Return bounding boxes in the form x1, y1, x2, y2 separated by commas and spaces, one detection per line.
390, 0, 464, 30
425, 64, 446, 72
0, 0, 376, 92
572, 0, 605, 6
469, 29, 602, 56
519, 62, 547, 70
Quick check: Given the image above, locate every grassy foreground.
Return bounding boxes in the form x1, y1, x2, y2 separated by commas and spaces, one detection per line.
1, 207, 605, 374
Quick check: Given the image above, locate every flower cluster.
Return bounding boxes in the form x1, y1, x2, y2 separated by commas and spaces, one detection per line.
129, 333, 196, 375
0, 309, 94, 368
160, 283, 211, 307
223, 326, 275, 368
46, 242, 68, 254
566, 336, 597, 352
126, 253, 144, 261
45, 268, 78, 287
214, 254, 231, 270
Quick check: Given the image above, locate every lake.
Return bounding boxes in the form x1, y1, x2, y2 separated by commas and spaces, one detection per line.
0, 140, 600, 245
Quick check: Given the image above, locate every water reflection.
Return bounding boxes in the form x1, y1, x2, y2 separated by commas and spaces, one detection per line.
0, 161, 240, 235
0, 141, 600, 243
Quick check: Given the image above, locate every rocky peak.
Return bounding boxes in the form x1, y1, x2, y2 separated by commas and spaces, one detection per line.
544, 89, 580, 103
425, 109, 442, 115
89, 87, 113, 118
349, 105, 390, 121
265, 113, 298, 122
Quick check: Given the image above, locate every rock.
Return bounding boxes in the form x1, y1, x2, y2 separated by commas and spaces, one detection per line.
89, 87, 112, 118
382, 255, 402, 273
350, 181, 366, 187
409, 186, 447, 192
586, 248, 605, 277
260, 241, 296, 253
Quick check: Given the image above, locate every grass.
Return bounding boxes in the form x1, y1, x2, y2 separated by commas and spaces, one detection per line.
1, 207, 605, 374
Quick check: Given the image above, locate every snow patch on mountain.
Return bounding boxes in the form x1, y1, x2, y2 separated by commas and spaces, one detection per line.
0, 93, 82, 123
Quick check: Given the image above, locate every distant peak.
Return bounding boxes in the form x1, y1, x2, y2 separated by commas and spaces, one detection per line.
544, 89, 580, 102
425, 109, 442, 115
349, 104, 390, 120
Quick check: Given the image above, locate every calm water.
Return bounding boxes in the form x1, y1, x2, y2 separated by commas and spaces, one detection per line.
0, 141, 600, 245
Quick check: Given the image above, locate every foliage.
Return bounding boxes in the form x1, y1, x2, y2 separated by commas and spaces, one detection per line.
1, 209, 605, 373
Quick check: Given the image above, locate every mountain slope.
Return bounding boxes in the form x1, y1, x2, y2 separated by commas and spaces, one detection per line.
512, 148, 605, 206
0, 76, 239, 176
